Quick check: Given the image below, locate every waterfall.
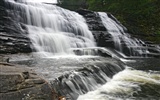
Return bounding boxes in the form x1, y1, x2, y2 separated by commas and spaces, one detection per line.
4, 0, 95, 56
4, 0, 158, 57
98, 12, 149, 57
3, 1, 160, 100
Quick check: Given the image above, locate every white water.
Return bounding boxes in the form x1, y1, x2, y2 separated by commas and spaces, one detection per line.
5, 0, 95, 56
78, 68, 160, 100
20, 0, 57, 3
98, 12, 149, 56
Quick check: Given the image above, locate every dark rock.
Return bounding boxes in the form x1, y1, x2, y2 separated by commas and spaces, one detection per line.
92, 31, 115, 48
76, 9, 94, 16
77, 9, 106, 31
0, 0, 32, 54
0, 33, 32, 54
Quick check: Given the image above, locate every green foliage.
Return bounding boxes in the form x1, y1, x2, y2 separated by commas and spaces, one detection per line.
57, 0, 88, 10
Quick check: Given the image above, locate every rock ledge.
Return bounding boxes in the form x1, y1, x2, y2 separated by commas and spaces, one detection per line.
0, 63, 57, 100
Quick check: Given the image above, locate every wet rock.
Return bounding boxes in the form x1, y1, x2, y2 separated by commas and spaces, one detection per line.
92, 31, 115, 48
0, 1, 32, 54
51, 59, 125, 100
0, 63, 57, 100
0, 55, 9, 62
0, 33, 32, 54
77, 9, 106, 31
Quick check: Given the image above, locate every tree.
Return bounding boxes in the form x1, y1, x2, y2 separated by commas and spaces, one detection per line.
57, 0, 88, 10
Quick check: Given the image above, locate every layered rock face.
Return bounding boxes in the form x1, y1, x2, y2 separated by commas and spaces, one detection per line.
0, 0, 32, 54
0, 63, 57, 100
76, 9, 106, 31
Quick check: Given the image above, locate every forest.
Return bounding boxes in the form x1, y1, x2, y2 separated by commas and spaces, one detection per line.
58, 0, 160, 43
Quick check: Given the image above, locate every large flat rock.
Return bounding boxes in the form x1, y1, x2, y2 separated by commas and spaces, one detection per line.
0, 63, 57, 100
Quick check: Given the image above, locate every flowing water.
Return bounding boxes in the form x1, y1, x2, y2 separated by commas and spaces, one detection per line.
78, 67, 160, 100
3, 0, 160, 100
98, 12, 150, 57
9, 54, 160, 100
77, 58, 160, 100
5, 0, 95, 56
9, 54, 126, 100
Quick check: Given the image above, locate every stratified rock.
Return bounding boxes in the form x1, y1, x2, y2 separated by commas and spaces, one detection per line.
92, 31, 115, 48
0, 63, 57, 100
77, 9, 106, 31
0, 33, 32, 54
0, 0, 32, 54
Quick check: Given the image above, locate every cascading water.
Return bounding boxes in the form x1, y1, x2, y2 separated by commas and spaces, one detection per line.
4, 0, 158, 57
78, 67, 160, 100
5, 0, 95, 56
98, 12, 149, 57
